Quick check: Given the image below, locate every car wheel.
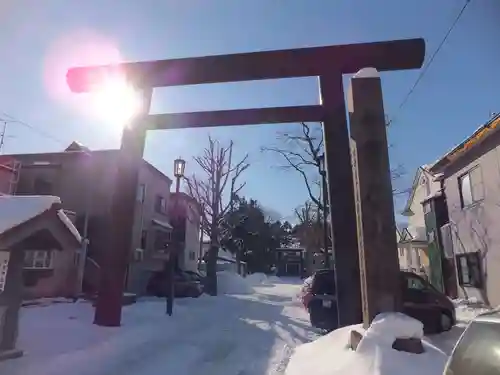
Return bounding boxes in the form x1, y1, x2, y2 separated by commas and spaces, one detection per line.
439, 311, 453, 332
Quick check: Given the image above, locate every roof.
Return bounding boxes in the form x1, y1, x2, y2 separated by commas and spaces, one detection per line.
0, 195, 81, 242
3, 142, 172, 184
429, 113, 500, 173
401, 165, 432, 216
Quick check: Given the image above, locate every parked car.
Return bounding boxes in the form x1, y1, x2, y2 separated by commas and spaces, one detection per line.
146, 269, 203, 298
443, 309, 498, 375
300, 269, 455, 333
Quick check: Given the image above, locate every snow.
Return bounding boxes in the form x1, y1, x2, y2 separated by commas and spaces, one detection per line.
0, 195, 81, 243
353, 67, 380, 79
0, 195, 60, 234
0, 277, 315, 375
287, 313, 445, 375
1, 275, 492, 375
217, 271, 254, 295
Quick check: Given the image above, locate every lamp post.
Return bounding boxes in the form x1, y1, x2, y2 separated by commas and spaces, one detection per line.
166, 157, 186, 316
318, 153, 330, 269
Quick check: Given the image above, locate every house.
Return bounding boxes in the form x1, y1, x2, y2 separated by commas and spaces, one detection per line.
0, 195, 81, 360
168, 192, 202, 272
429, 113, 500, 306
0, 156, 21, 196
275, 246, 305, 277
3, 142, 194, 295
200, 242, 248, 275
399, 166, 440, 277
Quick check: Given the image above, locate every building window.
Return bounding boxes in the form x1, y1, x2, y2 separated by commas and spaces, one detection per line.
155, 195, 168, 214
422, 201, 431, 214
189, 251, 196, 261
456, 251, 482, 288
24, 250, 53, 269
458, 167, 484, 208
153, 230, 171, 251
33, 177, 53, 195
140, 230, 148, 250
137, 184, 146, 203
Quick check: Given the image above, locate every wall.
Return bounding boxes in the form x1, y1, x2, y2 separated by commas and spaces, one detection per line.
11, 150, 173, 295
440, 130, 500, 306
23, 249, 78, 299
399, 168, 439, 273
182, 199, 201, 272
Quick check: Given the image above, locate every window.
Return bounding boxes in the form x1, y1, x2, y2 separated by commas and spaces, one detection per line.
140, 230, 148, 250
445, 321, 500, 375
399, 248, 404, 257
134, 248, 144, 262
458, 167, 484, 208
137, 184, 146, 203
406, 275, 426, 291
155, 195, 168, 214
422, 201, 431, 214
153, 230, 171, 251
24, 250, 53, 269
33, 177, 52, 195
189, 251, 196, 261
456, 251, 483, 288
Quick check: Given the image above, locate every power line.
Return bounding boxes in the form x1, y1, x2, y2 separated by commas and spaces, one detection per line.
0, 112, 67, 146
387, 0, 472, 127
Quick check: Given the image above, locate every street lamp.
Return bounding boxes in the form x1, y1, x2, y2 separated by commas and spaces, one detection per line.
166, 157, 186, 316
318, 153, 330, 268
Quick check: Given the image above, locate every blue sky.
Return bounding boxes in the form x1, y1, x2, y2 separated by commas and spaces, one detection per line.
0, 0, 499, 223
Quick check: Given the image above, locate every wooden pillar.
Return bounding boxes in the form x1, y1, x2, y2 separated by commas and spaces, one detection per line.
0, 248, 24, 360
319, 74, 362, 327
348, 68, 402, 328
93, 89, 152, 327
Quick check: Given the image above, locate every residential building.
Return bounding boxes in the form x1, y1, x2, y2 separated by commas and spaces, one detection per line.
169, 192, 202, 272
200, 242, 248, 275
429, 113, 500, 306
399, 166, 440, 277
5, 142, 177, 295
0, 195, 81, 356
0, 155, 21, 195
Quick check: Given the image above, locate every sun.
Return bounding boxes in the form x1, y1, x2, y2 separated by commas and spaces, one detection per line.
88, 74, 143, 128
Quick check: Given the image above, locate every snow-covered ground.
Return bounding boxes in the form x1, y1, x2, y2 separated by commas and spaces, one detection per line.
286, 296, 491, 375
0, 275, 317, 375
0, 272, 491, 375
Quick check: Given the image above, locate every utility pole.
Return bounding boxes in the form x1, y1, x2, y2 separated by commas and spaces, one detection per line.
0, 121, 7, 153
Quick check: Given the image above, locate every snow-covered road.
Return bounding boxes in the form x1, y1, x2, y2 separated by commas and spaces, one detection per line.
0, 277, 317, 375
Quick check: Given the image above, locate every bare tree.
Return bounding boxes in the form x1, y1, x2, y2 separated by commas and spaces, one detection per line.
261, 122, 409, 208
184, 136, 249, 295
262, 122, 324, 210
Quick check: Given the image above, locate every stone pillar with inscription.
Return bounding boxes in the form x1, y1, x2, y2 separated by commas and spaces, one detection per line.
347, 68, 402, 328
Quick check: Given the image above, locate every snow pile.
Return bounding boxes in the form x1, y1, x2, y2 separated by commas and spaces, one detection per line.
453, 297, 491, 322
286, 313, 448, 375
217, 271, 254, 295
246, 273, 272, 286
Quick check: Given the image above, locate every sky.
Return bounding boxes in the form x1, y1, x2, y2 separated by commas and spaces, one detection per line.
0, 0, 499, 223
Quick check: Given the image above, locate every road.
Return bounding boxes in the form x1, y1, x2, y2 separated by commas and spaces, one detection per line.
0, 278, 317, 375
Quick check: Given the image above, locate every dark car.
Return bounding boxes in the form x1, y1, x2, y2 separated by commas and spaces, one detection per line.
443, 309, 498, 375
146, 269, 203, 298
301, 269, 455, 333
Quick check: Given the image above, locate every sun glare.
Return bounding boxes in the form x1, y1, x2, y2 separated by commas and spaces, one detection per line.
89, 75, 143, 128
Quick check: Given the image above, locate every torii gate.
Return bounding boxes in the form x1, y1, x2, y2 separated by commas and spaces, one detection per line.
67, 38, 425, 327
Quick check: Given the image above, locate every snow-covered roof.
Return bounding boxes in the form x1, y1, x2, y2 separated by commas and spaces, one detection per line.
0, 195, 81, 243
429, 113, 500, 173
152, 218, 173, 230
